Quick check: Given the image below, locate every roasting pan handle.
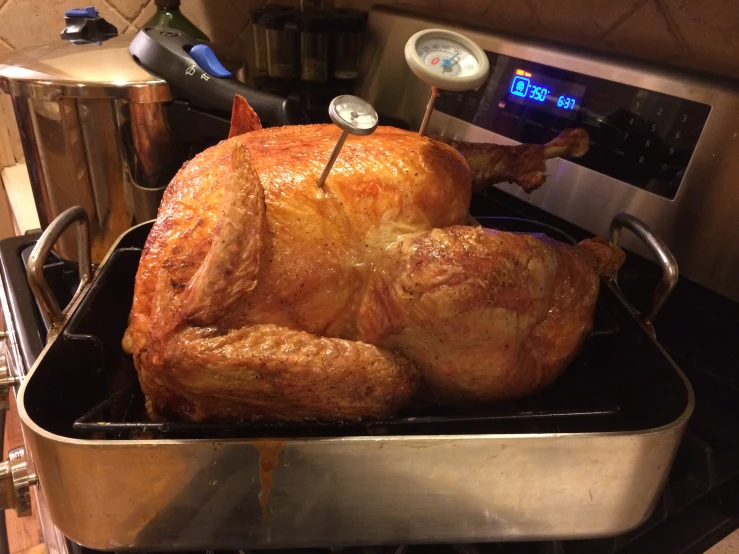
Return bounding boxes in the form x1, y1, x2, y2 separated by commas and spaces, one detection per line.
609, 212, 678, 331
27, 206, 92, 337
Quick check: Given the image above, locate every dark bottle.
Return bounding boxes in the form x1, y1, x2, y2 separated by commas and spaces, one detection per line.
144, 0, 209, 41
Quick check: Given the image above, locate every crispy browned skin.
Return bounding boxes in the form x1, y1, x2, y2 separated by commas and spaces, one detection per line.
228, 94, 262, 138
358, 228, 624, 401
124, 117, 620, 421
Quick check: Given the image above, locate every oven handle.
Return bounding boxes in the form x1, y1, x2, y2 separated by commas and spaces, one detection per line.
609, 212, 679, 332
27, 206, 92, 337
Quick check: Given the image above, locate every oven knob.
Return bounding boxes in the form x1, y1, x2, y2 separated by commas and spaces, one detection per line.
0, 355, 20, 411
0, 447, 37, 517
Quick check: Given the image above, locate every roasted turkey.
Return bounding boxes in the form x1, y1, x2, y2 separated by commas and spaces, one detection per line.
122, 96, 624, 422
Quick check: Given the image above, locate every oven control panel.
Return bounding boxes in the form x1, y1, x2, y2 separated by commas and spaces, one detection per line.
435, 52, 711, 200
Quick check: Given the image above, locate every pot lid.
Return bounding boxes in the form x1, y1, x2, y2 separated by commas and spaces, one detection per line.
0, 35, 170, 102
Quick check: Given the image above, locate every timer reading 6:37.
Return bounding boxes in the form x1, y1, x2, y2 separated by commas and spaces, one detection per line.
557, 96, 577, 110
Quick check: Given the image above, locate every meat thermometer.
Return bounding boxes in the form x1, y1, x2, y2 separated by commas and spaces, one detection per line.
405, 29, 490, 136
317, 95, 378, 188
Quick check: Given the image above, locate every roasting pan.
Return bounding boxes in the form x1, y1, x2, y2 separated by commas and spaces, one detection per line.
15, 206, 693, 551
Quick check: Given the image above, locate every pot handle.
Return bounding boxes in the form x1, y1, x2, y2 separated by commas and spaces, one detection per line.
609, 213, 678, 330
27, 206, 92, 335
129, 27, 305, 126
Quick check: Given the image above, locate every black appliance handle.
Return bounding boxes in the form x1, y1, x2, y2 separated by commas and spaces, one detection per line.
129, 27, 304, 127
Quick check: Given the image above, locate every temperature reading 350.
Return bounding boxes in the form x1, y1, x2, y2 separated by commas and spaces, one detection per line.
528, 86, 549, 102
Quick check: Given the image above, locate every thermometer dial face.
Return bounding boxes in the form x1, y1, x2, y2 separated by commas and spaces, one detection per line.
329, 95, 378, 135
405, 29, 489, 91
417, 38, 480, 78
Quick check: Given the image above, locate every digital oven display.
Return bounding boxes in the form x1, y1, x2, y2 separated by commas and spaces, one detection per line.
507, 69, 586, 120
434, 52, 711, 200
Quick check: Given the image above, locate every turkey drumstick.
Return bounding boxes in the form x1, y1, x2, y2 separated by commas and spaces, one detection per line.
436, 128, 590, 192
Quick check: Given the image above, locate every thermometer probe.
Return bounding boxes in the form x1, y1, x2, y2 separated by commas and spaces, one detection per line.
404, 29, 490, 136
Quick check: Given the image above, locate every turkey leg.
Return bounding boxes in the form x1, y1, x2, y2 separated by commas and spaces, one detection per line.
439, 128, 590, 192
358, 225, 624, 403
152, 324, 419, 421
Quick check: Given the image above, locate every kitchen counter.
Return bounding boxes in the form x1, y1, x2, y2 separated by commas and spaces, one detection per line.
707, 533, 739, 553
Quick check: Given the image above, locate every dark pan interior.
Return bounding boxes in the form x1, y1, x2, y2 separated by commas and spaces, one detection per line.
22, 219, 690, 440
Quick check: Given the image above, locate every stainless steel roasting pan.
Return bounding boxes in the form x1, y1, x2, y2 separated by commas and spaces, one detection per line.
15, 206, 693, 551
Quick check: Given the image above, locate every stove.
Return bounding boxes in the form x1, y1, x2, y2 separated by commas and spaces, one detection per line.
1, 187, 738, 554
